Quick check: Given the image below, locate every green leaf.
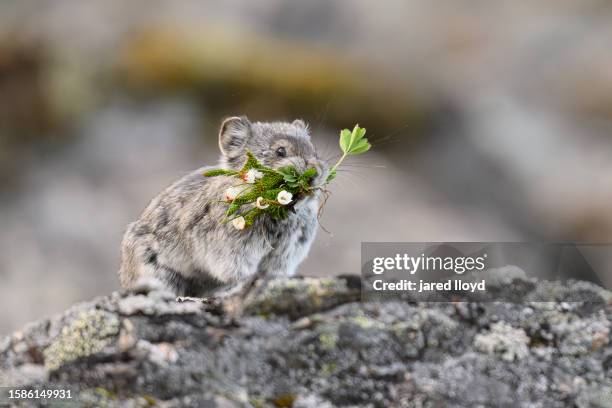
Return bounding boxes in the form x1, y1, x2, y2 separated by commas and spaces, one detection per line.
278, 166, 301, 186
301, 167, 318, 179
347, 138, 371, 155
277, 166, 299, 179
348, 124, 359, 147
339, 125, 369, 156
203, 169, 238, 177
356, 125, 366, 139
339, 129, 352, 154
297, 168, 317, 190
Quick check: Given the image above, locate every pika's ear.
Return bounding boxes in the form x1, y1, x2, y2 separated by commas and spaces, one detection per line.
292, 119, 307, 129
219, 116, 251, 157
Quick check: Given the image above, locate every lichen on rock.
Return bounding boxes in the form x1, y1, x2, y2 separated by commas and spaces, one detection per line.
43, 310, 120, 371
474, 322, 530, 361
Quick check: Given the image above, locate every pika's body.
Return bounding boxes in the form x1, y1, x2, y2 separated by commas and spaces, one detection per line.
119, 117, 328, 296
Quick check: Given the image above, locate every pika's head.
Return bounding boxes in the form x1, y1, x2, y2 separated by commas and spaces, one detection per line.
218, 116, 328, 185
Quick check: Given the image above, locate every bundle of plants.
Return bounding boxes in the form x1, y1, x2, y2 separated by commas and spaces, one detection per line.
204, 125, 370, 229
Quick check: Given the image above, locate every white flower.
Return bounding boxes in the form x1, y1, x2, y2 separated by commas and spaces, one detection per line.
256, 196, 269, 209
276, 190, 293, 205
243, 169, 264, 184
225, 185, 245, 201
231, 216, 246, 230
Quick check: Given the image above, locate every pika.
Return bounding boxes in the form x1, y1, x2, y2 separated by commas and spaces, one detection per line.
118, 116, 328, 297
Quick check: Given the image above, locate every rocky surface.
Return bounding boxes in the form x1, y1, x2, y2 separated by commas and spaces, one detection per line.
1, 274, 611, 407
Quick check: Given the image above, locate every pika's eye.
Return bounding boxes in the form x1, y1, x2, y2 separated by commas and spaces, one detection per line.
275, 146, 287, 158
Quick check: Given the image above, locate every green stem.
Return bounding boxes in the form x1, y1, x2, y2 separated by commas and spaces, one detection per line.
328, 152, 348, 179
310, 152, 347, 189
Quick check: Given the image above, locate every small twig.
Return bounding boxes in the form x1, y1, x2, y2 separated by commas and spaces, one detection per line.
316, 189, 332, 234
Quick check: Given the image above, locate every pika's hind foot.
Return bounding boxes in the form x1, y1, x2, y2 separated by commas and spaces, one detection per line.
175, 296, 205, 303
220, 271, 270, 321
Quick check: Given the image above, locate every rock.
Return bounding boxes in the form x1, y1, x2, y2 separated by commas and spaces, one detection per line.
576, 385, 612, 408
0, 276, 610, 407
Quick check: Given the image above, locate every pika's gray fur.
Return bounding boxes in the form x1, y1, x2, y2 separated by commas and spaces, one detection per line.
118, 117, 328, 297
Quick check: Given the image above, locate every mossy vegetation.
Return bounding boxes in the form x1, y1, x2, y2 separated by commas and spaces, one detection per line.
205, 125, 370, 228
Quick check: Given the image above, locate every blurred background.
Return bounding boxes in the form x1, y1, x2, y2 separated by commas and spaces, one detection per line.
1, 0, 612, 333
